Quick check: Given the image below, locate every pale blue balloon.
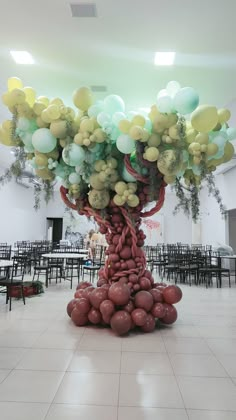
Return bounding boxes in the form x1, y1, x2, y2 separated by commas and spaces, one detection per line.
32, 128, 57, 153
127, 111, 137, 121
121, 165, 136, 182
69, 172, 81, 184
17, 117, 31, 132
157, 95, 173, 113
211, 135, 227, 159
104, 95, 125, 115
166, 81, 181, 97
88, 104, 103, 118
62, 144, 85, 167
116, 134, 136, 154
112, 112, 126, 126
97, 112, 111, 127
173, 87, 199, 115
22, 132, 33, 148
227, 127, 236, 141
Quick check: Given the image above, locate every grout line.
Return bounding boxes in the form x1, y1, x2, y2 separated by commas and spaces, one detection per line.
162, 336, 190, 420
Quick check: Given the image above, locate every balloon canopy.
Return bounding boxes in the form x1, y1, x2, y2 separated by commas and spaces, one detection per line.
0, 77, 235, 219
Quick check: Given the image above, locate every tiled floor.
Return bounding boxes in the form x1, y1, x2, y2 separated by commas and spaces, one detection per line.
0, 277, 236, 419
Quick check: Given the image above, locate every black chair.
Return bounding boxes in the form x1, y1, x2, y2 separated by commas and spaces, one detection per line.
0, 258, 26, 311
198, 253, 231, 288
82, 259, 101, 283
32, 255, 50, 288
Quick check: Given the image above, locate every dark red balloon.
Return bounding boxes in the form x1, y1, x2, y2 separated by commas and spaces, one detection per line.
110, 310, 132, 335
108, 282, 130, 305
82, 286, 95, 299
119, 246, 132, 260
122, 300, 135, 314
67, 299, 77, 317
89, 288, 108, 309
74, 290, 85, 299
141, 313, 156, 333
160, 303, 178, 324
75, 298, 91, 314
134, 291, 154, 312
100, 299, 115, 317
150, 288, 164, 303
88, 308, 102, 324
131, 308, 148, 326
126, 259, 136, 269
71, 308, 88, 326
163, 285, 183, 304
97, 278, 107, 287
151, 302, 166, 318
133, 284, 140, 292
129, 274, 138, 284
140, 277, 151, 290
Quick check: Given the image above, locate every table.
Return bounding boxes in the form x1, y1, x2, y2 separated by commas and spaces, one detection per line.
0, 260, 13, 268
42, 253, 88, 288
42, 253, 88, 259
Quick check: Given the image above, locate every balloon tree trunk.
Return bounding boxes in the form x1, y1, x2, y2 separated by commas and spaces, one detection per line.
61, 182, 183, 336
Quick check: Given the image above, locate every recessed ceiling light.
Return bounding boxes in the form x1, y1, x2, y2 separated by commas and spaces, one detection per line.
10, 51, 34, 64
154, 52, 175, 66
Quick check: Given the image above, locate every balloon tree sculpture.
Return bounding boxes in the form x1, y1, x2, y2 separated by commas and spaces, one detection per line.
1, 77, 235, 335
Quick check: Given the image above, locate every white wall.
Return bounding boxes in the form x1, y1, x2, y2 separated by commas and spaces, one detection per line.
0, 180, 47, 245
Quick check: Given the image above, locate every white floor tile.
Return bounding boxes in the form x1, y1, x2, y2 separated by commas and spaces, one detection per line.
0, 369, 11, 384
170, 354, 227, 377
121, 352, 173, 375
78, 335, 122, 351
206, 338, 236, 355
121, 335, 166, 353
16, 348, 73, 371
177, 376, 236, 410
163, 337, 211, 354
0, 370, 64, 403
0, 347, 27, 369
188, 409, 236, 419
32, 332, 82, 350
53, 372, 119, 405
0, 402, 49, 420
0, 332, 41, 348
118, 407, 188, 420
119, 374, 184, 408
68, 350, 121, 373
45, 404, 117, 420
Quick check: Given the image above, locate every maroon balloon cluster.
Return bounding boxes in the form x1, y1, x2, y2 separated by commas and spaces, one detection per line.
67, 201, 183, 336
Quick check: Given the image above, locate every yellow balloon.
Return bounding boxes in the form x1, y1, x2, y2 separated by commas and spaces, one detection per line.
186, 129, 197, 144
7, 77, 23, 92
35, 154, 48, 167
0, 126, 15, 146
2, 120, 13, 131
113, 194, 126, 206
37, 96, 49, 106
16, 102, 31, 117
207, 143, 218, 156
46, 104, 60, 120
73, 87, 93, 111
2, 92, 14, 107
41, 109, 52, 123
35, 168, 55, 181
195, 132, 209, 145
147, 133, 161, 147
33, 101, 46, 116
23, 87, 36, 107
144, 147, 159, 162
9, 89, 26, 105
36, 116, 49, 128
129, 125, 143, 140
218, 108, 231, 124
191, 105, 218, 133
222, 141, 234, 163
131, 115, 146, 127
118, 119, 131, 133
50, 97, 64, 106
50, 119, 67, 138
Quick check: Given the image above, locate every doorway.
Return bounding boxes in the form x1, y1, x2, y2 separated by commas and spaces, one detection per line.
46, 218, 63, 244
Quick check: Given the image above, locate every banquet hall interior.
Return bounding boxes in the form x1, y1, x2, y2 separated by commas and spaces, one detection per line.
1, 1, 236, 420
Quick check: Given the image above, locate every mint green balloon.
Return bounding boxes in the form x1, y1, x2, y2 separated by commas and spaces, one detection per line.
32, 128, 57, 153
62, 144, 85, 167
104, 95, 125, 115
174, 87, 199, 115
69, 172, 81, 184
116, 134, 136, 154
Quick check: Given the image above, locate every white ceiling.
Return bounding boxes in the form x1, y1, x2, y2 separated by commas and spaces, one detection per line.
1, 0, 236, 169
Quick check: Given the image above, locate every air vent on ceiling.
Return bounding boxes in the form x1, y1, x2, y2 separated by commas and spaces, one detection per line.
90, 85, 107, 92
70, 3, 97, 18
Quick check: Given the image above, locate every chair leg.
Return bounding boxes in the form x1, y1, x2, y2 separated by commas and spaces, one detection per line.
21, 286, 25, 305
